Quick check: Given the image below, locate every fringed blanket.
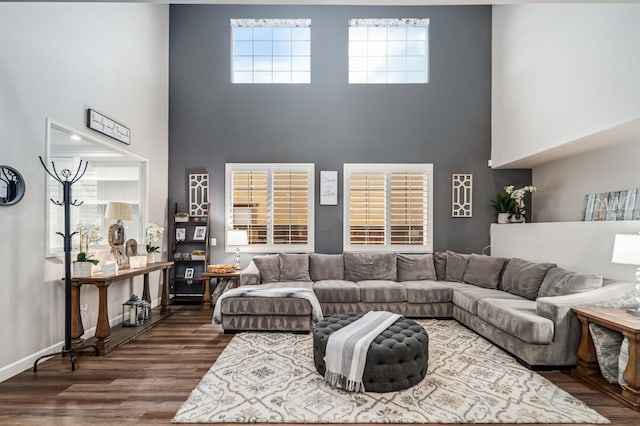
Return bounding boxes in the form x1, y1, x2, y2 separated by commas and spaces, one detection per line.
212, 287, 323, 325
324, 311, 401, 392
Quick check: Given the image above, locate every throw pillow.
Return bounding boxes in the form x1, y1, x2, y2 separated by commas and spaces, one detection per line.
445, 251, 470, 283
279, 253, 311, 281
462, 254, 507, 289
344, 252, 397, 281
309, 253, 344, 281
397, 253, 437, 281
589, 323, 624, 384
433, 251, 447, 281
252, 255, 280, 283
537, 267, 603, 298
500, 258, 556, 300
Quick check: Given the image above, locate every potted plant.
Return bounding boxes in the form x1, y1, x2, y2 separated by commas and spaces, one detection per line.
492, 185, 539, 223
73, 252, 99, 278
175, 212, 189, 222
191, 250, 206, 261
145, 222, 164, 263
491, 190, 516, 224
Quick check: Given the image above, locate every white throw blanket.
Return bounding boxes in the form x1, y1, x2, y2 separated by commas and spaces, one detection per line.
212, 287, 323, 325
324, 311, 401, 393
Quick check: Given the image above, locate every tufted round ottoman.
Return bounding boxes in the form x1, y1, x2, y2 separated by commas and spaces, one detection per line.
312, 312, 429, 392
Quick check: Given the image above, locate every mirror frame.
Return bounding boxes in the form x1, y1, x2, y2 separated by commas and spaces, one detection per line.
0, 165, 26, 206
44, 118, 149, 257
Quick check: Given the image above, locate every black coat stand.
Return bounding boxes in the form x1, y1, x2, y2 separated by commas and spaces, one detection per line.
33, 157, 99, 372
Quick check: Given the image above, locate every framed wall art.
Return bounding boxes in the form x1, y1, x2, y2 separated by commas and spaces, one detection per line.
583, 188, 640, 221
320, 171, 338, 205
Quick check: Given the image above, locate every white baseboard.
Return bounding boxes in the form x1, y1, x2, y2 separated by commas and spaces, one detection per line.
0, 296, 162, 383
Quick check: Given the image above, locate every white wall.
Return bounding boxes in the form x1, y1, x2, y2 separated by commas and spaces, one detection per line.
0, 3, 168, 381
492, 4, 640, 168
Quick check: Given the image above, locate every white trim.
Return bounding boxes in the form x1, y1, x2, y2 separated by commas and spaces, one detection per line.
225, 163, 315, 253
343, 163, 433, 253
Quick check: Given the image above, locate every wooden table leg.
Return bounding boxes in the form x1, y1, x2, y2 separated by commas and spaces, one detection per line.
142, 273, 151, 303
202, 277, 212, 311
160, 266, 170, 314
71, 282, 84, 347
232, 277, 239, 288
622, 331, 640, 407
573, 313, 601, 378
94, 283, 111, 353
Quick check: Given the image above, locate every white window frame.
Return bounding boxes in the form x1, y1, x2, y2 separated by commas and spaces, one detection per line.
225, 163, 315, 253
343, 163, 433, 253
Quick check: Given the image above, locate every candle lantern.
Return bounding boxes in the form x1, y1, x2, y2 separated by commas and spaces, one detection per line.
141, 299, 152, 321
122, 295, 143, 327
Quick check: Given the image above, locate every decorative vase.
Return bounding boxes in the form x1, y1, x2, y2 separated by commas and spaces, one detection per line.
497, 213, 510, 224
73, 262, 93, 278
147, 253, 156, 264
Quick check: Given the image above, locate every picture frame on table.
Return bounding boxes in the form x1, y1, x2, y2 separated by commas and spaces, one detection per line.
193, 226, 207, 241
184, 267, 194, 279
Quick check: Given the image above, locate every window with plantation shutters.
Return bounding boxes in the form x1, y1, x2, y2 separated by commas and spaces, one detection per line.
344, 164, 433, 252
225, 164, 314, 253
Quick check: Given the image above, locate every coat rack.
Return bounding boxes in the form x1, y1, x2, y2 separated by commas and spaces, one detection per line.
34, 156, 99, 372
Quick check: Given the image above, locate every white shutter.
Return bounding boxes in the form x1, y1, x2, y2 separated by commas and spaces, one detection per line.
231, 170, 268, 245
390, 170, 427, 245
348, 170, 386, 245
272, 170, 309, 245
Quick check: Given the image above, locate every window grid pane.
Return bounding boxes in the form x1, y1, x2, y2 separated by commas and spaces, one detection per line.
231, 19, 311, 84
348, 18, 429, 85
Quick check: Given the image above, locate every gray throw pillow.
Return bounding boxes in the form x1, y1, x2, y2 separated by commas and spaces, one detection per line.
463, 254, 507, 289
278, 253, 311, 281
445, 251, 470, 282
500, 258, 555, 300
433, 251, 447, 281
397, 253, 437, 281
344, 252, 397, 281
252, 255, 280, 283
537, 267, 603, 298
589, 323, 625, 384
309, 253, 344, 281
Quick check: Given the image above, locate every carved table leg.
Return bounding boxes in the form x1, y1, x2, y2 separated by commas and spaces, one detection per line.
202, 277, 212, 311
94, 283, 111, 353
142, 273, 151, 303
71, 282, 84, 347
161, 266, 170, 314
622, 331, 640, 408
573, 313, 601, 377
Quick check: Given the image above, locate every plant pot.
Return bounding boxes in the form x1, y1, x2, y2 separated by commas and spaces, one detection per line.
497, 213, 510, 224
73, 262, 93, 278
147, 253, 157, 264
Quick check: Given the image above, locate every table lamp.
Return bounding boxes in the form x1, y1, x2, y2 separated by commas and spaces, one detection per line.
611, 233, 640, 315
227, 230, 248, 270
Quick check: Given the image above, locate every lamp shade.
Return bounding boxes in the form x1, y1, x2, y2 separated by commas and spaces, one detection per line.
105, 201, 133, 221
611, 233, 640, 265
227, 230, 249, 246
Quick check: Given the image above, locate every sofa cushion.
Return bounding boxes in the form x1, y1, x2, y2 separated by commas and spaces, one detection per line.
256, 281, 314, 290
397, 254, 437, 281
433, 251, 447, 281
452, 285, 525, 315
589, 323, 625, 384
463, 254, 507, 289
309, 253, 344, 281
402, 281, 453, 304
445, 251, 470, 282
278, 253, 311, 282
344, 252, 397, 281
500, 258, 556, 300
477, 298, 554, 345
252, 255, 280, 283
357, 280, 406, 303
313, 280, 360, 303
537, 267, 603, 298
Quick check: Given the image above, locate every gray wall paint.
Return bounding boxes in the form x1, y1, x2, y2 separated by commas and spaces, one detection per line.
169, 5, 531, 262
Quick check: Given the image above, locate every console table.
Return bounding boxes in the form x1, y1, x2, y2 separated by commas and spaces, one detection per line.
70, 261, 173, 354
572, 307, 640, 410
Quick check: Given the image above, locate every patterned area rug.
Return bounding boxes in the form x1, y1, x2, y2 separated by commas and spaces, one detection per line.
173, 320, 609, 424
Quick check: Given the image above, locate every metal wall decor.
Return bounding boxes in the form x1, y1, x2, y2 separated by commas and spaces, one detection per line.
452, 174, 473, 217
189, 173, 209, 217
0, 165, 25, 206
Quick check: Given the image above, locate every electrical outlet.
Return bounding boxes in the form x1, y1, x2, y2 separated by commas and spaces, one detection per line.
210, 237, 216, 246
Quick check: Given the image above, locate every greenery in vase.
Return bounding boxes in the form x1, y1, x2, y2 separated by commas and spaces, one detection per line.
74, 252, 99, 265
191, 250, 205, 256
146, 244, 160, 254
145, 222, 164, 253
491, 191, 516, 214
492, 185, 539, 219
175, 212, 189, 218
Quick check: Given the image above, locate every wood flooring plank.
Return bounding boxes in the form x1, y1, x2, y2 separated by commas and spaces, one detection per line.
1, 306, 639, 425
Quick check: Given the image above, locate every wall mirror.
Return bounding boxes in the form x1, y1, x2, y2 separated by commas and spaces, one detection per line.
45, 119, 147, 257
0, 165, 26, 206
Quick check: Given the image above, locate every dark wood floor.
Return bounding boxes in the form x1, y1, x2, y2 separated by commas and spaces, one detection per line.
1, 306, 639, 425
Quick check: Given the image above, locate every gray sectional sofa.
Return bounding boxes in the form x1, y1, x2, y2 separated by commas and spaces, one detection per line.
216, 251, 636, 368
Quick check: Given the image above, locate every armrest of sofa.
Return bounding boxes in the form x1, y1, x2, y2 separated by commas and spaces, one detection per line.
240, 260, 261, 286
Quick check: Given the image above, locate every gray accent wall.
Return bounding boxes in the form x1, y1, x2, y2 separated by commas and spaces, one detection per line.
169, 5, 531, 262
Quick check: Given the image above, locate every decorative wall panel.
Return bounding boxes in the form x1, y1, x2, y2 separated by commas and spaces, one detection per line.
452, 174, 472, 217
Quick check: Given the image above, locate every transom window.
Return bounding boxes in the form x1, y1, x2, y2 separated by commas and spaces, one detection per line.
348, 18, 429, 84
231, 19, 311, 84
225, 163, 314, 252
344, 164, 433, 252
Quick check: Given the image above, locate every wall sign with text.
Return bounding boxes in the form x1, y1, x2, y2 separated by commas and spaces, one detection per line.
86, 109, 131, 145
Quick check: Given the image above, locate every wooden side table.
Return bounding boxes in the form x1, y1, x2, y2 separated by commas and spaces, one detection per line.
201, 270, 243, 311
572, 307, 640, 410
